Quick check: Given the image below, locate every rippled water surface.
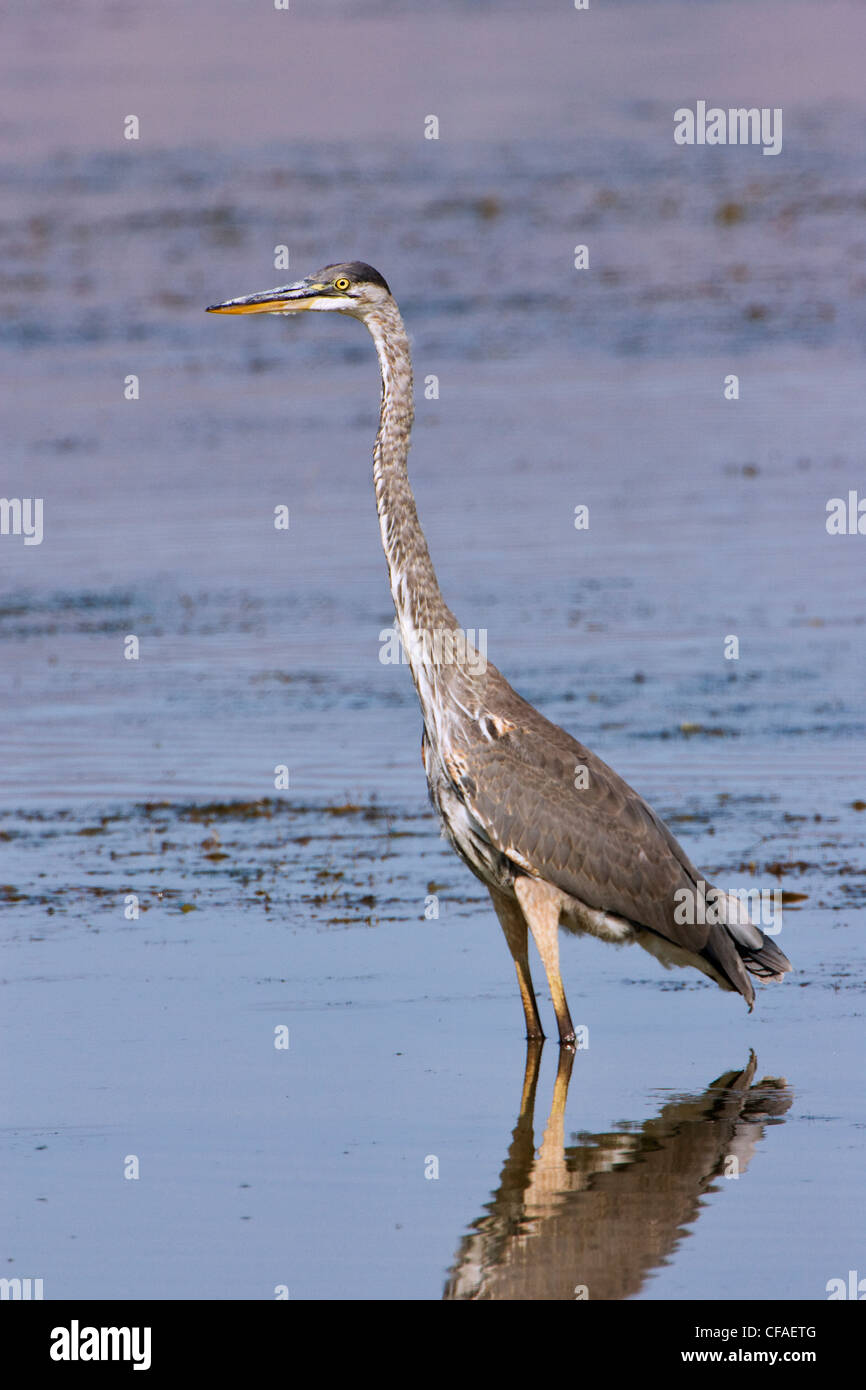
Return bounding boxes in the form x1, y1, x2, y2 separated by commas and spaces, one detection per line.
1, 0, 864, 1300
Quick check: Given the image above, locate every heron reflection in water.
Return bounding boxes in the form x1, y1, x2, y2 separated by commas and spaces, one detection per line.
444, 1048, 792, 1300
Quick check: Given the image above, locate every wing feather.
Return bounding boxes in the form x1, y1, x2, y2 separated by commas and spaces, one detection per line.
447, 669, 718, 957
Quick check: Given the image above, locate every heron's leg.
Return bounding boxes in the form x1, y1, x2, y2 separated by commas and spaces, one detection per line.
513, 876, 575, 1046
488, 885, 545, 1040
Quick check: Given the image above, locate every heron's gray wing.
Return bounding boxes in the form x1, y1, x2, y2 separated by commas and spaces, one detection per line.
447, 671, 718, 956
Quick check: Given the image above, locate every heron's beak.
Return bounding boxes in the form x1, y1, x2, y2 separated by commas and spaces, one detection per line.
206, 279, 329, 315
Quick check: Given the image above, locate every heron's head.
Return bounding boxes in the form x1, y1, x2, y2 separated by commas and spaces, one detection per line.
206, 261, 391, 321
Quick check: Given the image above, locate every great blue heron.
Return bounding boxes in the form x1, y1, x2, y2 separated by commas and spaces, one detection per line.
207, 261, 791, 1044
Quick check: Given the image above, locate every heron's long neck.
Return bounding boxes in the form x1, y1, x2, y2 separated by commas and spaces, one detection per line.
366, 302, 458, 656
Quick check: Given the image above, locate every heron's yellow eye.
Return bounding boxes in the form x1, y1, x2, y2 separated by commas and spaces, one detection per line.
334, 277, 351, 291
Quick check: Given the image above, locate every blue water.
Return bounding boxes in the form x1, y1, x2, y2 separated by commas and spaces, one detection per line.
1, 0, 864, 1300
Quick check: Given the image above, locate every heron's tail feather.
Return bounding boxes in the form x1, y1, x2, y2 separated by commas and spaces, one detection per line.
737, 934, 792, 983
719, 888, 792, 983
699, 889, 792, 1008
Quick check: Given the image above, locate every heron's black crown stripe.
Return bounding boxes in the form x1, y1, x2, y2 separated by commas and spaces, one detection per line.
321, 261, 391, 294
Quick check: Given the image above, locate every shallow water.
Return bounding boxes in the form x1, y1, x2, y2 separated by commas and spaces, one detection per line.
1, 0, 865, 1300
